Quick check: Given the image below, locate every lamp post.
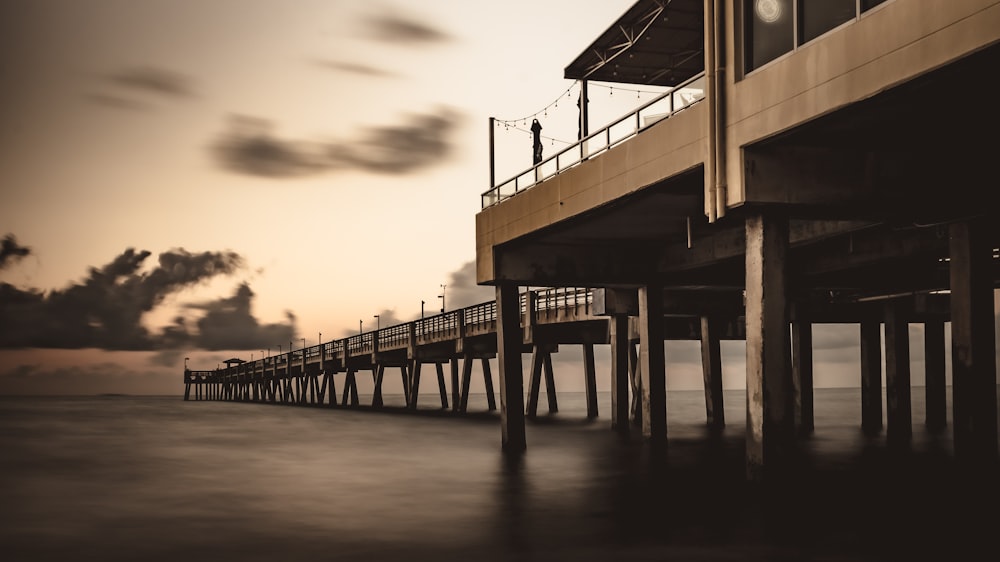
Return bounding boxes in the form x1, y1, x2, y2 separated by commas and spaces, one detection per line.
439, 284, 447, 313
359, 319, 363, 334
184, 357, 190, 371
374, 314, 380, 330
278, 344, 282, 355
301, 338, 306, 350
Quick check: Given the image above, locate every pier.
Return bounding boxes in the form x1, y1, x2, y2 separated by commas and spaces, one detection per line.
186, 0, 1000, 482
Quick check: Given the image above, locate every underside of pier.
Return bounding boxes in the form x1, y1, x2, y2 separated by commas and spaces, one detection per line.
486, 41, 1000, 479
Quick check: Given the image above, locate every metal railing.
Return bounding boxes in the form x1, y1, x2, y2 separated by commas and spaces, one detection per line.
192, 286, 597, 380
481, 72, 706, 209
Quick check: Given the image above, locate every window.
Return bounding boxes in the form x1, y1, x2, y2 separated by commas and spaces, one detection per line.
746, 0, 795, 71
744, 1, 892, 73
800, 0, 856, 44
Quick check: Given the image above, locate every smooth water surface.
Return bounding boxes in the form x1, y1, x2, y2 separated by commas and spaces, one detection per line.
1, 390, 996, 561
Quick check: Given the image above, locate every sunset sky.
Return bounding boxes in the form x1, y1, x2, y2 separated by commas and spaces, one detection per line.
0, 0, 657, 395
0, 0, 968, 397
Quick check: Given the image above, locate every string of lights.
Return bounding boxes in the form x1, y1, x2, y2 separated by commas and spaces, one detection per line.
493, 81, 580, 126
588, 82, 666, 97
505, 124, 575, 146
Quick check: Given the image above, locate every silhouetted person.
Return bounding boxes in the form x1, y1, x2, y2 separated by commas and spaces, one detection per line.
531, 119, 543, 165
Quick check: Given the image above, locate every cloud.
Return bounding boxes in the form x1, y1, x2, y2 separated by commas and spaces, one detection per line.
211, 107, 461, 178
107, 66, 196, 99
440, 260, 494, 311
0, 234, 31, 270
0, 248, 244, 350
364, 11, 450, 45
182, 283, 297, 350
312, 58, 395, 78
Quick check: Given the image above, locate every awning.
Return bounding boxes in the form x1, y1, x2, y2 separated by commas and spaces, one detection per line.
563, 0, 704, 87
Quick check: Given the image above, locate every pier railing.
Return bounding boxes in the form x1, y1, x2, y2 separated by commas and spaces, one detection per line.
481, 72, 706, 208
188, 286, 597, 382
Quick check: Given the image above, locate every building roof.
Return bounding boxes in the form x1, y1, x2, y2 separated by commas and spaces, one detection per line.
563, 0, 704, 87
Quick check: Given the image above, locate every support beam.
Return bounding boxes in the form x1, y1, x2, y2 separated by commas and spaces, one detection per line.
638, 284, 667, 446
610, 315, 631, 433
583, 343, 598, 419
460, 355, 473, 413
482, 358, 497, 411
450, 358, 460, 411
372, 365, 385, 408
791, 318, 815, 434
949, 220, 999, 463
700, 316, 725, 429
745, 213, 793, 481
924, 320, 947, 431
526, 346, 544, 417
884, 304, 912, 445
542, 351, 558, 414
409, 360, 422, 410
860, 319, 883, 433
496, 283, 526, 453
435, 363, 449, 409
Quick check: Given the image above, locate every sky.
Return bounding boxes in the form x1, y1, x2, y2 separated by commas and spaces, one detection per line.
0, 0, 978, 397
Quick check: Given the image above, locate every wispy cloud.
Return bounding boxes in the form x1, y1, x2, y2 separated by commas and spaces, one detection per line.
107, 66, 196, 99
364, 11, 450, 45
85, 65, 196, 111
312, 58, 395, 78
211, 107, 461, 178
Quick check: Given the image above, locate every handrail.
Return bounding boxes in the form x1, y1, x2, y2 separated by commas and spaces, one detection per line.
481, 72, 706, 209
192, 286, 597, 378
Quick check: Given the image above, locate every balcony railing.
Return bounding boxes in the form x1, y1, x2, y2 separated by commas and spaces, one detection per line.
481, 72, 706, 209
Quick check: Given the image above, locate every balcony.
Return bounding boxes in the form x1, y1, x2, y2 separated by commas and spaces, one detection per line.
482, 73, 706, 209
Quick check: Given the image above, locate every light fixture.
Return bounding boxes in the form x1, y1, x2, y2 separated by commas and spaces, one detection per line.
755, 0, 782, 23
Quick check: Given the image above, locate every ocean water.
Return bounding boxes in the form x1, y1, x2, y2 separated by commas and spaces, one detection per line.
1, 389, 997, 562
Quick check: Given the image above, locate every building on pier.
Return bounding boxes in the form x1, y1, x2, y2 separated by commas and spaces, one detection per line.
476, 0, 1000, 478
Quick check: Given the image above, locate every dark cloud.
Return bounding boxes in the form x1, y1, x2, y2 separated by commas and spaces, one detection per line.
108, 66, 196, 99
364, 12, 450, 44
312, 58, 394, 78
182, 283, 297, 351
211, 116, 332, 178
346, 108, 458, 173
0, 234, 31, 270
0, 248, 244, 350
440, 260, 495, 311
211, 107, 461, 178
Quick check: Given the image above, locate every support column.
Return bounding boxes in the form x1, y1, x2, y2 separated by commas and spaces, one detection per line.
583, 343, 598, 419
884, 304, 912, 445
745, 213, 793, 481
435, 362, 449, 409
482, 358, 497, 411
409, 360, 422, 410
542, 351, 558, 414
459, 355, 473, 413
949, 220, 998, 462
526, 346, 544, 417
450, 358, 460, 411
638, 284, 666, 446
791, 316, 815, 434
496, 283, 526, 453
860, 319, 883, 433
610, 315, 631, 433
700, 316, 725, 429
924, 320, 947, 431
